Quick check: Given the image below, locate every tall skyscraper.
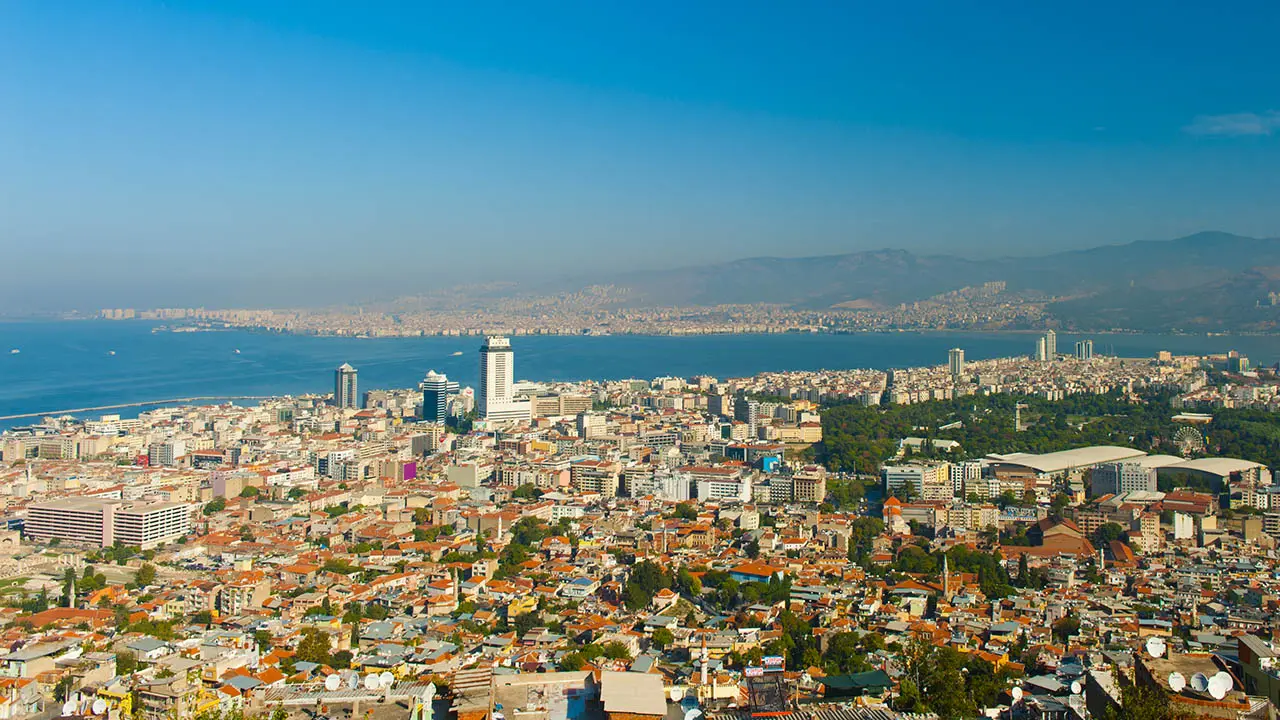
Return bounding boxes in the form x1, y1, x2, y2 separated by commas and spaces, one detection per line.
421, 370, 449, 423
334, 363, 358, 408
478, 336, 531, 423
948, 348, 965, 381
1034, 337, 1047, 362
1075, 339, 1094, 361
1043, 329, 1057, 360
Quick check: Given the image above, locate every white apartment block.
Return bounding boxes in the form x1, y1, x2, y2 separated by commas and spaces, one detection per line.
25, 498, 192, 549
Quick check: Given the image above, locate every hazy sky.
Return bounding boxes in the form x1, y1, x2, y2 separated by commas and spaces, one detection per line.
3, 1, 1280, 310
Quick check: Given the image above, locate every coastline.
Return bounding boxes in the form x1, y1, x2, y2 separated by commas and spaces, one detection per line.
25, 316, 1280, 339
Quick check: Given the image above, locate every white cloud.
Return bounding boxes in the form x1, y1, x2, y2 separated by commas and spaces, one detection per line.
1185, 111, 1280, 136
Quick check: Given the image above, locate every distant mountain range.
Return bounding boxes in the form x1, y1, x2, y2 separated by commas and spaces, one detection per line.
586, 231, 1280, 332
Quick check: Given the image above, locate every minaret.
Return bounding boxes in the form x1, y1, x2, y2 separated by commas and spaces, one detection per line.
699, 636, 709, 686
1098, 547, 1105, 571
942, 554, 950, 598
67, 574, 75, 608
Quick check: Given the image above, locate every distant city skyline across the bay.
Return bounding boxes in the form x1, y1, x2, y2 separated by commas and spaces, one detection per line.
3, 2, 1280, 311
5, 320, 1280, 428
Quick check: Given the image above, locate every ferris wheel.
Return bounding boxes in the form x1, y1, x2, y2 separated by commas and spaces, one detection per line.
1173, 425, 1206, 457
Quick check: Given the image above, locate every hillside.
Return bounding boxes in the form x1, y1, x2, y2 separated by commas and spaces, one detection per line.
591, 231, 1280, 330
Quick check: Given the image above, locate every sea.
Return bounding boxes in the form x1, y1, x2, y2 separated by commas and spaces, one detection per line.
3, 320, 1280, 428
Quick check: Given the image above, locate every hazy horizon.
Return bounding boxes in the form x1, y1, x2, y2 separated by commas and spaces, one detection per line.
4, 2, 1280, 311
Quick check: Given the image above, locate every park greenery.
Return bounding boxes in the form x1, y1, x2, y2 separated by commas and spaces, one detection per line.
817, 388, 1280, 483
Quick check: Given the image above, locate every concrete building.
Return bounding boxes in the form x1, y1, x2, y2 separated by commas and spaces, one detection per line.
948, 348, 965, 382
791, 467, 827, 504
1091, 461, 1158, 496
570, 460, 621, 497
334, 363, 359, 408
420, 370, 449, 423
147, 439, 186, 467
1075, 339, 1094, 361
949, 461, 982, 497
882, 462, 952, 502
25, 498, 192, 549
479, 336, 531, 423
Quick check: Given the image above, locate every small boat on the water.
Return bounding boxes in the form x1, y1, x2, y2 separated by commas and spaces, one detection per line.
451, 351, 464, 356
8, 349, 18, 354
234, 349, 241, 354
108, 350, 116, 356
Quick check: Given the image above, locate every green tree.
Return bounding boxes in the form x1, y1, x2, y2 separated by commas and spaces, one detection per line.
1105, 682, 1192, 720
560, 652, 585, 671
134, 563, 157, 588
116, 650, 138, 676
1093, 522, 1126, 547
512, 484, 541, 500
1052, 614, 1080, 645
295, 628, 332, 665
602, 641, 632, 660
651, 628, 675, 650
203, 497, 226, 515
672, 502, 699, 520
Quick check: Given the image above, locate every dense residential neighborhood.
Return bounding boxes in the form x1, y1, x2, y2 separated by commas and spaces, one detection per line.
1, 339, 1280, 720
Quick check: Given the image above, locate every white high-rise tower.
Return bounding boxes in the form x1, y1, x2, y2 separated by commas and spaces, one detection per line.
334, 363, 359, 408
478, 336, 531, 423
948, 348, 965, 382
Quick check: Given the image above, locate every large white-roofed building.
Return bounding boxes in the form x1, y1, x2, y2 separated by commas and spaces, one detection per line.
1157, 457, 1270, 488
987, 446, 1147, 477
987, 446, 1148, 504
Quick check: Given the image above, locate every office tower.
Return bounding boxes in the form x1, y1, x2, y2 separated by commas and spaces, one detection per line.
734, 398, 761, 436
1034, 337, 1047, 362
334, 363, 359, 408
479, 336, 513, 414
1075, 339, 1094, 361
1044, 330, 1057, 360
478, 336, 531, 422
421, 370, 449, 423
948, 348, 965, 381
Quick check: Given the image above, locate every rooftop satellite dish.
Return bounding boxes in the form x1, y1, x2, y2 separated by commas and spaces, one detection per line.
364, 674, 380, 691
685, 710, 704, 720
378, 671, 394, 688
92, 699, 107, 715
1208, 672, 1233, 700
1145, 637, 1166, 658
1011, 687, 1024, 702
61, 700, 77, 716
1070, 681, 1082, 695
1168, 672, 1186, 693
325, 675, 342, 692
346, 673, 360, 691
1190, 673, 1210, 692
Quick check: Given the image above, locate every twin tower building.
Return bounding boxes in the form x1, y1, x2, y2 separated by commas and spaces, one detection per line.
333, 335, 530, 424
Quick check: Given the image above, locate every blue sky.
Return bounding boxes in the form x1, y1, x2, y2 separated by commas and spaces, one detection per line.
2, 1, 1279, 310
